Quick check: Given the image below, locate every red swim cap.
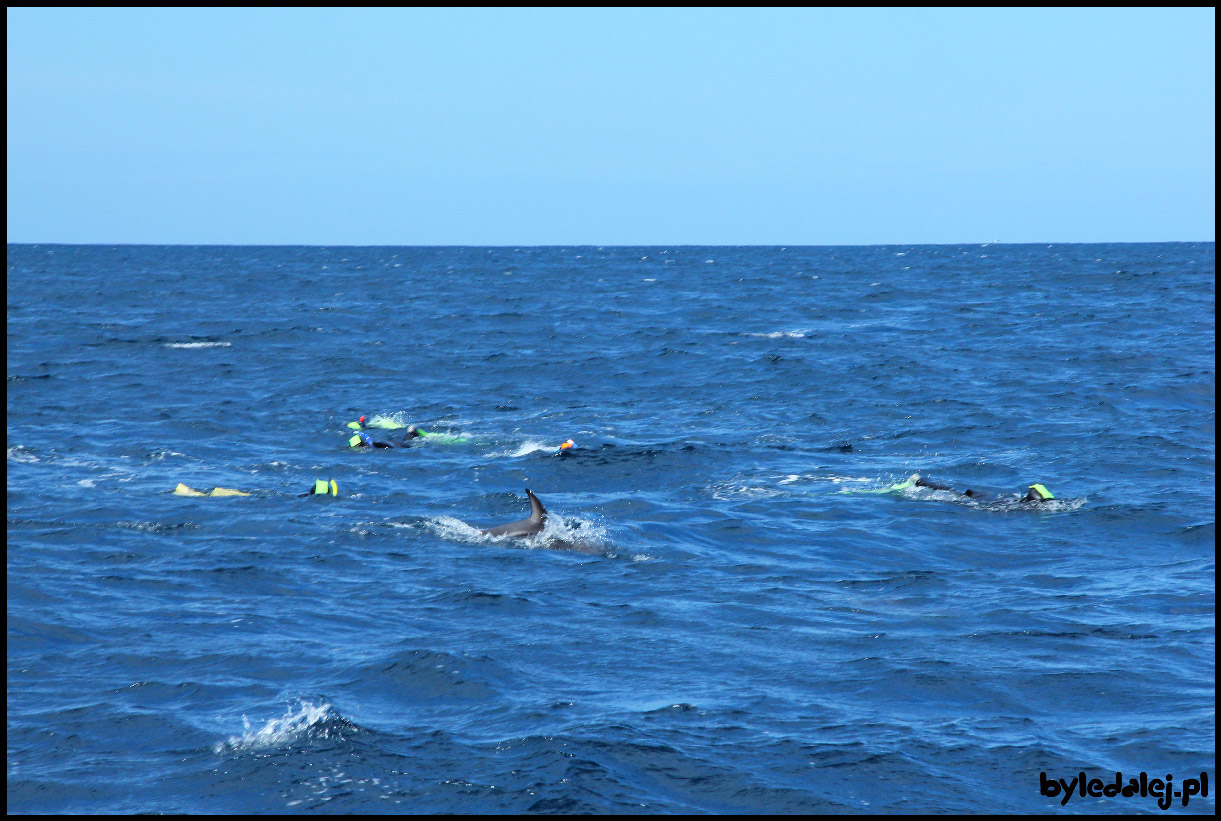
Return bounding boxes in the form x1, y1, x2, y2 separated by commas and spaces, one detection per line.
359, 416, 366, 424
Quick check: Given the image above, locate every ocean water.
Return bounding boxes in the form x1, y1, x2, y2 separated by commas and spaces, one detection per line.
6, 242, 1214, 814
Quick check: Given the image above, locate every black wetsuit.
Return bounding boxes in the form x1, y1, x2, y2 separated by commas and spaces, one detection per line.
916, 478, 1050, 504
350, 431, 396, 448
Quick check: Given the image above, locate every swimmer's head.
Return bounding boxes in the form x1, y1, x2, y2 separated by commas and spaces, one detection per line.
359, 415, 366, 426
407, 425, 421, 438
559, 439, 574, 450
1024, 483, 1054, 502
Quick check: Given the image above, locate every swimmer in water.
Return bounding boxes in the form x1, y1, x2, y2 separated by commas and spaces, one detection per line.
348, 431, 395, 449
299, 479, 339, 497
405, 425, 470, 444
905, 475, 1057, 504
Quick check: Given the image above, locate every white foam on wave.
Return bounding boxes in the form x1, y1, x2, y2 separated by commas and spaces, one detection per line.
779, 472, 872, 485
145, 449, 187, 460
488, 440, 555, 458
743, 329, 809, 339
424, 515, 487, 544
538, 512, 610, 549
163, 341, 230, 349
1036, 497, 1087, 513
365, 413, 407, 430
898, 484, 959, 501
8, 446, 39, 463
214, 699, 335, 754
710, 482, 786, 501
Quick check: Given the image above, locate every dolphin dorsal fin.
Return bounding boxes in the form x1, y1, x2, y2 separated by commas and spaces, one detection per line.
526, 488, 546, 523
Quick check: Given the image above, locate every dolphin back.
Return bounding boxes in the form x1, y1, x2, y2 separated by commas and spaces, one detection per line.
481, 488, 547, 538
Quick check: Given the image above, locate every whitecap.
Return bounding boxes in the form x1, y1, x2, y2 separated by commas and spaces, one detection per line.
365, 413, 407, 430
423, 515, 487, 543
214, 699, 338, 754
7, 446, 39, 463
710, 482, 786, 501
489, 440, 556, 458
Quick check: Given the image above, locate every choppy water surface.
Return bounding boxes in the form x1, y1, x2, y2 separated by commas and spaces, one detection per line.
7, 243, 1215, 813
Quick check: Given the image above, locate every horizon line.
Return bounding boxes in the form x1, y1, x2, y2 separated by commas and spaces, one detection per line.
7, 239, 1215, 249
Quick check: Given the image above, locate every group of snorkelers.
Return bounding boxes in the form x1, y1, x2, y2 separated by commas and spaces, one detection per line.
299, 416, 575, 498
344, 415, 497, 449
175, 416, 469, 497
179, 412, 1059, 509
345, 415, 422, 448
344, 415, 574, 453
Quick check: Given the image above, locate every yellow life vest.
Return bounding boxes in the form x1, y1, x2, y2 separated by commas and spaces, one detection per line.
1028, 483, 1054, 500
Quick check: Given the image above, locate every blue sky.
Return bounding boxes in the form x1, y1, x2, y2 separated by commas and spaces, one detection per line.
6, 8, 1215, 245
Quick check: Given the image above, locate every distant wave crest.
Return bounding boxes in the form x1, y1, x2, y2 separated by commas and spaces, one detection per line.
215, 699, 357, 754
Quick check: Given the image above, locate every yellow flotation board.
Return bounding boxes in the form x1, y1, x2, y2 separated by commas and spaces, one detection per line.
174, 483, 250, 497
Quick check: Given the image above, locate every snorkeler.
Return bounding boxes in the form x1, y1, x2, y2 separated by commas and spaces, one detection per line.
905, 475, 1056, 503
405, 425, 470, 444
348, 431, 396, 449
299, 479, 339, 497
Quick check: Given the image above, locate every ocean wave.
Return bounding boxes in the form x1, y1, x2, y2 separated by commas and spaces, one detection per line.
215, 699, 359, 754
8, 445, 40, 463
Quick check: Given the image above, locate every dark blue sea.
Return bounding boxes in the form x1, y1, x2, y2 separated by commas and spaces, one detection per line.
7, 243, 1215, 814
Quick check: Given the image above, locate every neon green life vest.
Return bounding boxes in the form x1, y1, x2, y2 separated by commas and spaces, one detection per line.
1029, 483, 1054, 500
313, 479, 338, 496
